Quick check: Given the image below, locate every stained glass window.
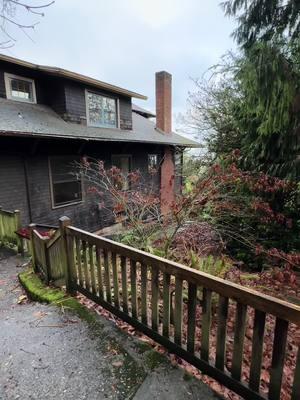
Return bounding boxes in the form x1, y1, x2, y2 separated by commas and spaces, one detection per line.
87, 91, 117, 128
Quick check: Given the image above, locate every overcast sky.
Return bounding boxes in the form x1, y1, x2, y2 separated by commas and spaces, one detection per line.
2, 0, 236, 129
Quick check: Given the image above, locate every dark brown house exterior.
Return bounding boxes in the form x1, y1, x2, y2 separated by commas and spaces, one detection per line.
0, 54, 198, 232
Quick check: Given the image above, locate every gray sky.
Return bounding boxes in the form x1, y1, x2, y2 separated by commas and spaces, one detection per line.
2, 0, 236, 128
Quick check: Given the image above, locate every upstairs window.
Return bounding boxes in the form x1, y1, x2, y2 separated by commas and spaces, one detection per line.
4, 73, 36, 103
49, 156, 82, 208
86, 91, 118, 128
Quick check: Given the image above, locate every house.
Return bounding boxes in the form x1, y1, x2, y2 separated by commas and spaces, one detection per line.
0, 54, 198, 232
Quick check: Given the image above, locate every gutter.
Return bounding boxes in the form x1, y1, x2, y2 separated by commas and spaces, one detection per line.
0, 130, 201, 148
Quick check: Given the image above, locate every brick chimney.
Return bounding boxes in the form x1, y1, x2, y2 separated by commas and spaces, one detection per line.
156, 71, 172, 134
156, 71, 175, 214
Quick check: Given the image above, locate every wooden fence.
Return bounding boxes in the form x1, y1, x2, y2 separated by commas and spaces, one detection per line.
31, 216, 300, 400
30, 222, 65, 286
0, 206, 22, 252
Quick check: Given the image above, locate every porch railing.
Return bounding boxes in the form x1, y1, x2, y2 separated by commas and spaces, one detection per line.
0, 206, 22, 252
31, 216, 300, 400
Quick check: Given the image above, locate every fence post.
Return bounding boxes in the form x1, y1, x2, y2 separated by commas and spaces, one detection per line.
14, 210, 23, 255
29, 223, 37, 272
59, 216, 76, 294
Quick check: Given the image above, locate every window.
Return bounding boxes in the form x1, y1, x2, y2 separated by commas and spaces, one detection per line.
4, 73, 36, 103
86, 91, 118, 128
148, 154, 158, 173
49, 157, 82, 207
111, 155, 131, 190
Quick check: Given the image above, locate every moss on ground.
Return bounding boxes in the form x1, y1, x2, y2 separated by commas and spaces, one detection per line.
183, 371, 193, 381
144, 349, 168, 370
19, 269, 96, 324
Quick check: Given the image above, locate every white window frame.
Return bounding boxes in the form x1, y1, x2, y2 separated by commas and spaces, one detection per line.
48, 156, 83, 209
4, 72, 37, 104
85, 89, 120, 129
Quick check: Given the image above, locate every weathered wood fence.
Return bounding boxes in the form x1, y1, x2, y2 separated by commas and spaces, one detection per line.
0, 206, 22, 252
31, 216, 300, 400
30, 222, 65, 286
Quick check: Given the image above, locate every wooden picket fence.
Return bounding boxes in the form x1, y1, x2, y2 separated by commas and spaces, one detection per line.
0, 206, 22, 252
30, 216, 300, 400
30, 223, 65, 286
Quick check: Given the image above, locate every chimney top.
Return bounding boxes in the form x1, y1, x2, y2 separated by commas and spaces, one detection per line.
156, 71, 172, 134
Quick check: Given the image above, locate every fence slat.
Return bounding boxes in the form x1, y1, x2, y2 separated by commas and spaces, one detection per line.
112, 252, 119, 308
121, 256, 128, 313
174, 277, 183, 346
141, 264, 148, 325
82, 240, 89, 290
163, 273, 171, 338
130, 260, 137, 318
291, 346, 300, 400
215, 296, 229, 371
151, 266, 159, 331
231, 303, 247, 380
96, 247, 104, 299
201, 288, 212, 362
187, 282, 197, 354
249, 310, 266, 391
75, 238, 83, 286
103, 249, 111, 303
269, 318, 289, 400
89, 244, 96, 294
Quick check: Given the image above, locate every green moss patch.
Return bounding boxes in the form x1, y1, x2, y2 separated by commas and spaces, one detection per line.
144, 349, 168, 370
19, 269, 96, 324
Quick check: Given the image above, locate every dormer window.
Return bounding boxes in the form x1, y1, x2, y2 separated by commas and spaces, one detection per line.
4, 73, 36, 103
86, 90, 118, 128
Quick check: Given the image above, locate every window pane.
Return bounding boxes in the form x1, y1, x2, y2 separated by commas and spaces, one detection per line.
51, 157, 77, 183
10, 78, 33, 101
88, 92, 117, 128
50, 157, 82, 206
111, 155, 131, 190
148, 154, 158, 172
53, 181, 82, 206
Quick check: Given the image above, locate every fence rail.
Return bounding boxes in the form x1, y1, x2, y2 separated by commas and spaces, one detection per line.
0, 206, 22, 252
65, 224, 300, 400
30, 216, 300, 400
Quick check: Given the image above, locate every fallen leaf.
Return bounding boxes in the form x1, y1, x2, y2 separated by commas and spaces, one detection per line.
17, 295, 27, 304
112, 361, 123, 368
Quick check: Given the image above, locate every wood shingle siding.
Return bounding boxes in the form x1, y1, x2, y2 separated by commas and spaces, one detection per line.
0, 61, 133, 130
0, 155, 30, 225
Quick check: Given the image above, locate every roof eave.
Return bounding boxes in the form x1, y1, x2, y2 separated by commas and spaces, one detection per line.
0, 54, 147, 100
0, 129, 200, 147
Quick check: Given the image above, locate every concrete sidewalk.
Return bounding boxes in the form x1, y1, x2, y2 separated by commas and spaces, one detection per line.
0, 247, 221, 400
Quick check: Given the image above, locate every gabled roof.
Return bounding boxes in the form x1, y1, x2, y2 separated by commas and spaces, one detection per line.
0, 53, 147, 100
132, 104, 156, 118
0, 99, 200, 147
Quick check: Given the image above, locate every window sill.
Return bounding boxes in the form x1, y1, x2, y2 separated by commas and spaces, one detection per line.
51, 200, 83, 210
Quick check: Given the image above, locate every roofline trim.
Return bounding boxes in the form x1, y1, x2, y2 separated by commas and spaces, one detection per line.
0, 129, 200, 148
0, 54, 147, 100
